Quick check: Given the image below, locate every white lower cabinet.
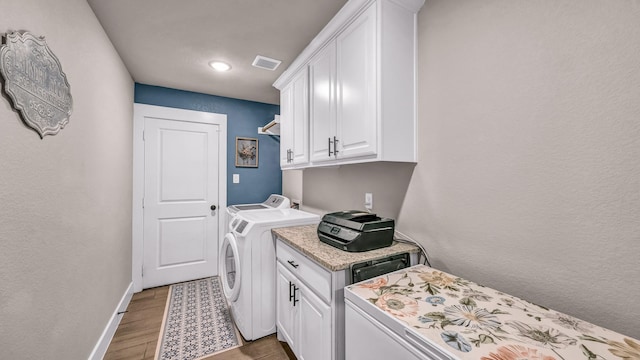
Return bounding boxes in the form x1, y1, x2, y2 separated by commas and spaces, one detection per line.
278, 262, 332, 360
276, 240, 346, 360
346, 301, 428, 360
276, 262, 298, 348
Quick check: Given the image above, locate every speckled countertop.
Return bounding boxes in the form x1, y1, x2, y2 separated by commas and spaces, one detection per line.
272, 224, 419, 272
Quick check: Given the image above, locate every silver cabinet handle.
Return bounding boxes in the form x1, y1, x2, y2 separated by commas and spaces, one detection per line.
333, 136, 339, 155
328, 137, 333, 156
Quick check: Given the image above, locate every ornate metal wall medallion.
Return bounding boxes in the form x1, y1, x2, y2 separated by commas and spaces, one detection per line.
0, 31, 73, 138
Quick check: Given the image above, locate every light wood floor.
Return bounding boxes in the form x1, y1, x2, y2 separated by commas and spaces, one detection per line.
104, 285, 295, 360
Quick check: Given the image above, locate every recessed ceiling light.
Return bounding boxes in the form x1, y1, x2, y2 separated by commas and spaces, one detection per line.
209, 61, 231, 72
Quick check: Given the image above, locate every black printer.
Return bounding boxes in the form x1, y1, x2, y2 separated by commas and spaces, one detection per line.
317, 210, 395, 252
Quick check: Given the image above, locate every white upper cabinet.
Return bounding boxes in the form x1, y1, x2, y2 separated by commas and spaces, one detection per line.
335, 4, 377, 160
291, 69, 309, 166
274, 0, 424, 169
280, 68, 309, 168
309, 42, 337, 163
280, 84, 294, 167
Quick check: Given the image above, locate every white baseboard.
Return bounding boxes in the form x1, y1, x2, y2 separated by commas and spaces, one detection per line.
88, 282, 134, 360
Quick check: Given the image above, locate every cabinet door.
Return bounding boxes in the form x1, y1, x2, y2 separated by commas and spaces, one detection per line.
336, 3, 377, 159
309, 41, 337, 163
291, 69, 309, 165
297, 282, 332, 360
280, 84, 294, 168
276, 262, 298, 349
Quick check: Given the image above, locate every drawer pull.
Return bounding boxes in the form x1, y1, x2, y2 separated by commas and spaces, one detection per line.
287, 260, 299, 269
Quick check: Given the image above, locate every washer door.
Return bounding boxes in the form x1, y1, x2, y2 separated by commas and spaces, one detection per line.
220, 233, 241, 302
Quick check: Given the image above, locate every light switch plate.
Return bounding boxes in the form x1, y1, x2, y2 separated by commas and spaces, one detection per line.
233, 174, 240, 183
365, 192, 373, 210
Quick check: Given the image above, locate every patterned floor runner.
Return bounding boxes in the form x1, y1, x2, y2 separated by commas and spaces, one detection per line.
155, 277, 242, 360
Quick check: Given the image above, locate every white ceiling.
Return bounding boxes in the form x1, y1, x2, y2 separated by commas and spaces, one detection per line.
87, 0, 347, 105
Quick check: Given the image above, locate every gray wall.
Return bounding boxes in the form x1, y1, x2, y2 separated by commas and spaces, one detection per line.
0, 0, 134, 358
302, 162, 415, 218
296, 0, 640, 338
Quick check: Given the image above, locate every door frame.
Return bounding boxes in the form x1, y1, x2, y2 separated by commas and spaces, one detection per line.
132, 103, 227, 292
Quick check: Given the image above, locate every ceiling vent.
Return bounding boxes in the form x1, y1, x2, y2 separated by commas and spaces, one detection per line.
252, 55, 282, 71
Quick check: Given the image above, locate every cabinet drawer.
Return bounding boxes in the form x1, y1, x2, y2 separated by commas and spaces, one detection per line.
277, 240, 332, 303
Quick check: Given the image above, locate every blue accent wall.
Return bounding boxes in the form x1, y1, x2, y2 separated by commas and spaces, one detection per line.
135, 83, 281, 205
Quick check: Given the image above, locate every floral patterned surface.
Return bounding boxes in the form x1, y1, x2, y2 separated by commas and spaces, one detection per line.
347, 265, 640, 360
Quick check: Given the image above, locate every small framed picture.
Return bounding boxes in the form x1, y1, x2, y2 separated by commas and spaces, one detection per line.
235, 137, 258, 167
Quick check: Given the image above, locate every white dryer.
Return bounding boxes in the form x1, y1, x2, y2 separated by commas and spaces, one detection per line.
219, 208, 319, 341
225, 194, 290, 232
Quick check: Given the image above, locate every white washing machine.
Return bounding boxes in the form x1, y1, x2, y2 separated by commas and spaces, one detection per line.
219, 208, 319, 341
225, 194, 290, 232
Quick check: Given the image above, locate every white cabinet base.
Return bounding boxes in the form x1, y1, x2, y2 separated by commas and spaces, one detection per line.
298, 281, 332, 360
346, 300, 443, 360
276, 240, 346, 360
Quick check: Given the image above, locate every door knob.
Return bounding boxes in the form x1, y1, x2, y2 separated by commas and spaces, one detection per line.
210, 205, 217, 211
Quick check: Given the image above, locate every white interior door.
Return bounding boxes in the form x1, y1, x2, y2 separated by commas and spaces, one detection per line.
142, 115, 222, 289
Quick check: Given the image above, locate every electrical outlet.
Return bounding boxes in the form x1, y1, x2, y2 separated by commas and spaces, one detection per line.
365, 192, 373, 210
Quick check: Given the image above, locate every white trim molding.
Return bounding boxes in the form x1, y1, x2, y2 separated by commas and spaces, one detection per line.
88, 282, 134, 360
